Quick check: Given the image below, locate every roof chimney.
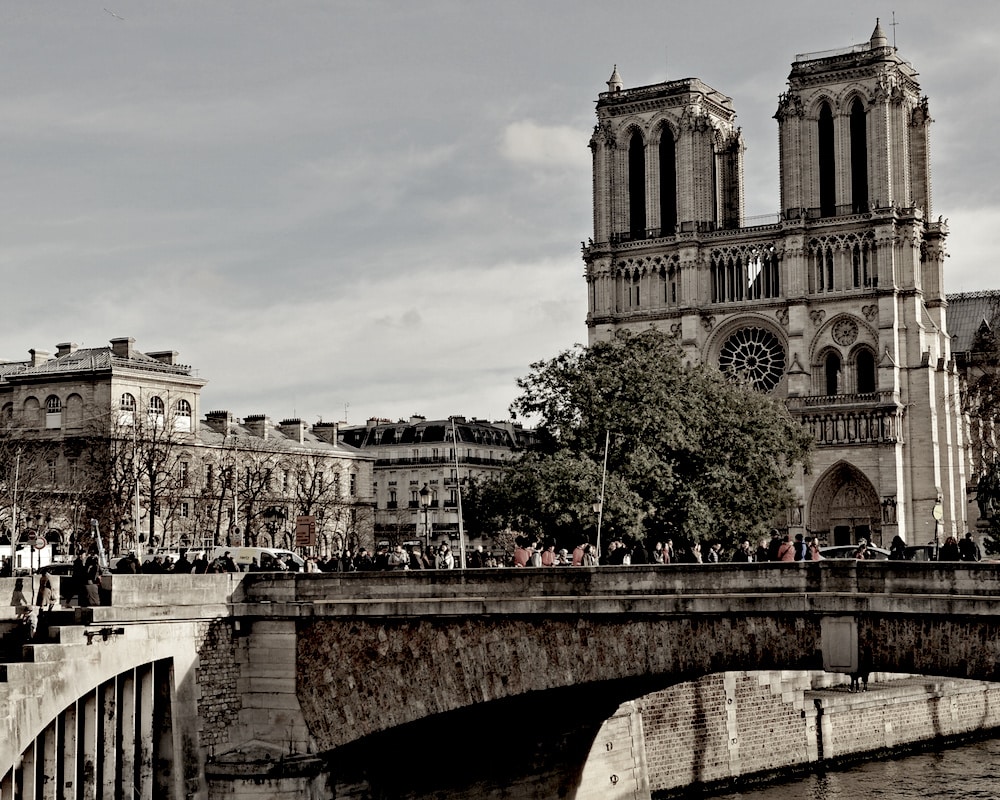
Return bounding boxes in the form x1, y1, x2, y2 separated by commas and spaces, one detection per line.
279, 418, 306, 444
29, 349, 50, 367
110, 337, 135, 359
244, 414, 271, 439
204, 410, 234, 435
146, 350, 177, 365
312, 420, 339, 444
55, 342, 78, 358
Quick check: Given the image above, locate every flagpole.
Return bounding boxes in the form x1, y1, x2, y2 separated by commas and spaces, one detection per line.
597, 429, 609, 560
452, 418, 467, 569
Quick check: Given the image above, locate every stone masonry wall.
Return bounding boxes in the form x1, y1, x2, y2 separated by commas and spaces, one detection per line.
638, 672, 811, 795
819, 677, 1000, 759
194, 619, 241, 754
609, 671, 1000, 798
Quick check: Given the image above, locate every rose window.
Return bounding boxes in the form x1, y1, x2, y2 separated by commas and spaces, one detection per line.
719, 327, 786, 392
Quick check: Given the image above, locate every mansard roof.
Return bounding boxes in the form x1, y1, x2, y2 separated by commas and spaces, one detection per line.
339, 416, 532, 449
1, 341, 203, 385
195, 418, 372, 459
948, 291, 1000, 355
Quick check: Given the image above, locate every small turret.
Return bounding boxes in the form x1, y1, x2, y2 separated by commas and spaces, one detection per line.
607, 65, 623, 93
870, 18, 889, 50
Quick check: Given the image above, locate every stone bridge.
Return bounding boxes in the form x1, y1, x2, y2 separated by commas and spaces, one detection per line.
4, 562, 1000, 799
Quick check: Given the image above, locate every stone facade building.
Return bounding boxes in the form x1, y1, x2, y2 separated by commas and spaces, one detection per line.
339, 415, 533, 547
583, 22, 979, 547
0, 338, 374, 556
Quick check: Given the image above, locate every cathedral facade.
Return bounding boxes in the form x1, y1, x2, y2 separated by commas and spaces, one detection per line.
583, 22, 965, 547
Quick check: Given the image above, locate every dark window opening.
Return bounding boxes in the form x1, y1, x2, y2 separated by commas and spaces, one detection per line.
825, 352, 841, 395
628, 131, 646, 239
850, 99, 868, 213
818, 102, 836, 218
658, 129, 676, 236
857, 349, 877, 394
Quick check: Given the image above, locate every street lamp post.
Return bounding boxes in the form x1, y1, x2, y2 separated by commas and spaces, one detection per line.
933, 492, 944, 560
418, 483, 432, 551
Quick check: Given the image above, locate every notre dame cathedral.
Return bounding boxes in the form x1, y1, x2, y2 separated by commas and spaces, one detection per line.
583, 21, 999, 548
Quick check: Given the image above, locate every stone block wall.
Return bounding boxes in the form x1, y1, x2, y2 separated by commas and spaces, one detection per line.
195, 619, 241, 754
819, 677, 1000, 759
592, 671, 1000, 798
637, 672, 811, 795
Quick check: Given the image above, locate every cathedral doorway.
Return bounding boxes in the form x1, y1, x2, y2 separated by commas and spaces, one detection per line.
809, 462, 881, 546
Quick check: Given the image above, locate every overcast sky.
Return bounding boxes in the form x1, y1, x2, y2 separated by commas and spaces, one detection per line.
1, 1, 996, 427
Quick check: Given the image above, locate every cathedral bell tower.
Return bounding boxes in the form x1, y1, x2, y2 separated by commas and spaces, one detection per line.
582, 22, 965, 546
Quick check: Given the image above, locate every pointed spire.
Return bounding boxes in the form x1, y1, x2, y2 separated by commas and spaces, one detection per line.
870, 18, 888, 49
607, 65, 623, 93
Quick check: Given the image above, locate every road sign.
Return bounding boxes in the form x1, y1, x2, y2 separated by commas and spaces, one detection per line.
33, 537, 47, 550
295, 515, 316, 548
26, 531, 36, 542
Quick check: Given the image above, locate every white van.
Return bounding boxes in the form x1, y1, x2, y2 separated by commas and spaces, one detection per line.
209, 546, 305, 572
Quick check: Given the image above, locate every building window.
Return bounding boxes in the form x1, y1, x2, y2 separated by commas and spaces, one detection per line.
628, 129, 646, 239
659, 127, 677, 236
850, 98, 868, 213
719, 327, 786, 393
711, 246, 780, 303
206, 464, 214, 491
628, 274, 640, 307
47, 459, 57, 483
856, 349, 877, 394
119, 393, 136, 426
148, 396, 165, 427
180, 461, 189, 488
45, 395, 62, 429
350, 473, 357, 496
181, 502, 189, 518
818, 101, 836, 217
175, 399, 192, 432
825, 352, 842, 395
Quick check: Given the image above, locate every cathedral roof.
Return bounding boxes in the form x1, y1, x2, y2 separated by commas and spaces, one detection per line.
948, 291, 1000, 354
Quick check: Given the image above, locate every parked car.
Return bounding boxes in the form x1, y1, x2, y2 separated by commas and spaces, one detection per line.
902, 545, 937, 561
818, 544, 890, 560
208, 546, 305, 572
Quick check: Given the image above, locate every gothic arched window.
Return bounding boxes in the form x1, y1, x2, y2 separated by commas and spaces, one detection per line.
856, 348, 877, 394
659, 128, 676, 236
818, 102, 836, 217
850, 98, 868, 213
628, 130, 646, 239
825, 352, 841, 395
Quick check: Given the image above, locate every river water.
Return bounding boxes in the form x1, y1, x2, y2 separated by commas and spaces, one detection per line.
709, 735, 1000, 799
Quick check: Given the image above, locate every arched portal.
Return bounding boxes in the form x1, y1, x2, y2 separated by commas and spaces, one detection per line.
809, 462, 881, 546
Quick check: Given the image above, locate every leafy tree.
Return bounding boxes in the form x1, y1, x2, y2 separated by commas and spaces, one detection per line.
492, 329, 812, 551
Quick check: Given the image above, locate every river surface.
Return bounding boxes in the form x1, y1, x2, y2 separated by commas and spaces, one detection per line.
708, 735, 1000, 799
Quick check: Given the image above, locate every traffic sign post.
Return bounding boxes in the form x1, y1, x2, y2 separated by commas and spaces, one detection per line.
295, 516, 316, 548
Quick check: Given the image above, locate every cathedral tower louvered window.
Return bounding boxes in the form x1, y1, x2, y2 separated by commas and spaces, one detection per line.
659, 128, 677, 236
818, 102, 836, 218
628, 131, 646, 239
850, 98, 868, 213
